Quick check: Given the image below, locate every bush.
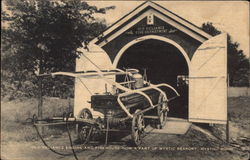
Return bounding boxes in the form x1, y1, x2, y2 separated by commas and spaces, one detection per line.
1, 70, 74, 100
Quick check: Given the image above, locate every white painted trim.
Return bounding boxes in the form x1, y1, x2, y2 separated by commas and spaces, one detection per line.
113, 35, 191, 69
98, 10, 151, 46
149, 2, 211, 39
153, 10, 206, 42
189, 118, 227, 124
90, 1, 211, 44
99, 9, 151, 47
99, 9, 206, 47
90, 1, 148, 44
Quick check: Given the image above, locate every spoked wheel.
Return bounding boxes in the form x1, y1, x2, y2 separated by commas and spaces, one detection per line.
157, 94, 168, 129
78, 108, 93, 144
131, 109, 145, 146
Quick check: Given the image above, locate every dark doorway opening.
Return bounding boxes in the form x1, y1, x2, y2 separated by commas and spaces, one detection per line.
117, 39, 189, 119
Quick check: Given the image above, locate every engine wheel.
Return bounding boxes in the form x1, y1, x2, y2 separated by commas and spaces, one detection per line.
157, 94, 168, 129
78, 108, 93, 144
131, 109, 145, 146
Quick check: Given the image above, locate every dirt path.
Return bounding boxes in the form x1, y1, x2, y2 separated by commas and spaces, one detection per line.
1, 125, 249, 160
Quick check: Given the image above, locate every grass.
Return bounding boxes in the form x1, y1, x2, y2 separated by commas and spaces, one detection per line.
228, 96, 250, 126
197, 96, 250, 142
1, 97, 73, 142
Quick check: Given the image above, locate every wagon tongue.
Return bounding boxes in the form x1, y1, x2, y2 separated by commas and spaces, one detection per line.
64, 117, 98, 126
32, 116, 99, 126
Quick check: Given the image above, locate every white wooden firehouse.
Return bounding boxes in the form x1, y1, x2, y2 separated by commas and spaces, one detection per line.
74, 1, 227, 125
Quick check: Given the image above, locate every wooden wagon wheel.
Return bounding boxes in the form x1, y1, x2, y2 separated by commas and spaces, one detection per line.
131, 109, 145, 146
157, 94, 168, 129
78, 108, 93, 144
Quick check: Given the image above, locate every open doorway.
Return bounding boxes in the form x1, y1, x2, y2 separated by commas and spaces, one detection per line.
116, 39, 189, 118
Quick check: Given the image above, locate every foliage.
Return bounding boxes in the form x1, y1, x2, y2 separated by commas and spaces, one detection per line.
201, 22, 249, 87
1, 0, 113, 99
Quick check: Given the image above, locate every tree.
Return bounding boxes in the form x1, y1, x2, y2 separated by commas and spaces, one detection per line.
201, 22, 249, 87
1, 0, 114, 99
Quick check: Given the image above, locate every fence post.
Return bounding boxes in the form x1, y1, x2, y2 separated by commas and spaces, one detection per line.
37, 76, 44, 134
226, 74, 229, 143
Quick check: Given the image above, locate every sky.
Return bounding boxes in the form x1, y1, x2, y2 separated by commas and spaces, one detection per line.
87, 1, 249, 57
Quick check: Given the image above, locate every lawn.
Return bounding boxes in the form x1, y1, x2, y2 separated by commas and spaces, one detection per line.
1, 97, 73, 142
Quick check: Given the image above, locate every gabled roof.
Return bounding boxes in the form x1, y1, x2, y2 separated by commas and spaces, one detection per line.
91, 1, 212, 45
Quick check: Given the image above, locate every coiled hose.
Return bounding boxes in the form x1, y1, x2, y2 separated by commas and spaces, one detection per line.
31, 113, 94, 160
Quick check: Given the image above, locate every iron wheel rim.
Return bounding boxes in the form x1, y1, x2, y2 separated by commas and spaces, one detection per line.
131, 110, 145, 146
